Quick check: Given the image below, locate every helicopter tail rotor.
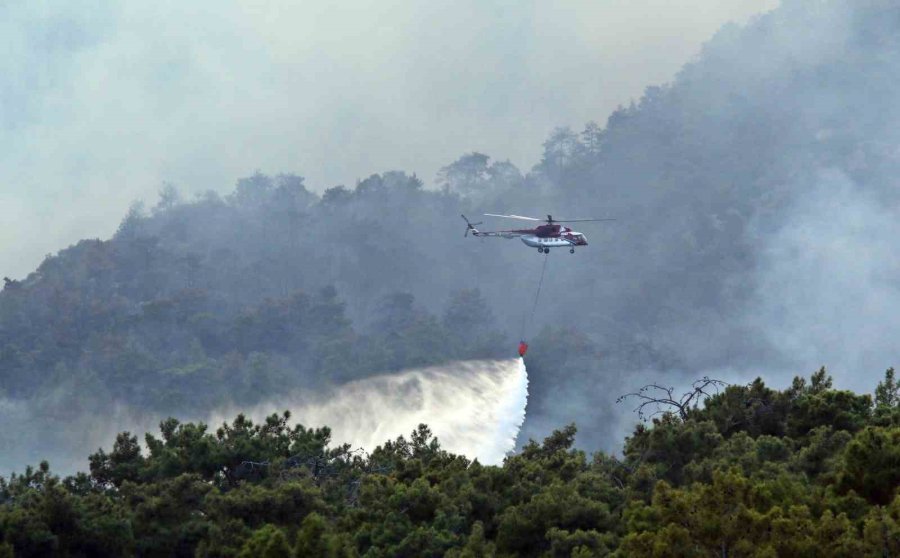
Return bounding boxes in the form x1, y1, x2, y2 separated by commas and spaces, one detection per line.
461, 214, 482, 237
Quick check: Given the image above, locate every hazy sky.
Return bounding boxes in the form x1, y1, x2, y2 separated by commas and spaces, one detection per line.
1, 0, 777, 279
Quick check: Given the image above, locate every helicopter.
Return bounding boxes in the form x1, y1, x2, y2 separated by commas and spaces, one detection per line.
461, 213, 613, 254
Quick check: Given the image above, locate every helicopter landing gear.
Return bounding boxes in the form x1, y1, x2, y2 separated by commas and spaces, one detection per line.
570, 248, 575, 254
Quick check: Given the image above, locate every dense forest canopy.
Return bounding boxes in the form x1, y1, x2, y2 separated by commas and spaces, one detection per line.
1, 0, 900, 475
0, 368, 897, 556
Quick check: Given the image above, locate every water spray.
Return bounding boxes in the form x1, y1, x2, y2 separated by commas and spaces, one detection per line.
213, 358, 530, 464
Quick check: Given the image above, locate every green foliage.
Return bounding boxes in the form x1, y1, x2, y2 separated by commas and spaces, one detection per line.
295, 512, 330, 557
620, 472, 866, 557
238, 524, 292, 558
0, 371, 898, 556
496, 482, 613, 555
789, 426, 851, 480
875, 368, 899, 407
873, 369, 900, 428
624, 416, 722, 484
861, 495, 900, 556
788, 387, 872, 438
837, 426, 900, 505
700, 378, 792, 438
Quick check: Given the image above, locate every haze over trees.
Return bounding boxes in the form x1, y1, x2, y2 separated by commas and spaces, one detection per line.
0, 0, 899, 501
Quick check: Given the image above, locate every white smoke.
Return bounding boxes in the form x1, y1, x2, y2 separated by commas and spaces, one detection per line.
746, 171, 900, 390
210, 358, 529, 464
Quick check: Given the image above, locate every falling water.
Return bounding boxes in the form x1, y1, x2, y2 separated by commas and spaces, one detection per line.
217, 358, 529, 464
0, 358, 529, 475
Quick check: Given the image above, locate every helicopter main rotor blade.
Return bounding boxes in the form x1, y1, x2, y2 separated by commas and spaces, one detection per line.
484, 213, 542, 221
553, 218, 616, 223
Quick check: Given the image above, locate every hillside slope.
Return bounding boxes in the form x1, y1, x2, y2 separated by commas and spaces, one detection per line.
2, 0, 900, 469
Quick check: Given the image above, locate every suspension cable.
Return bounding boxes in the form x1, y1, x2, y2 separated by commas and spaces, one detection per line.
520, 253, 549, 340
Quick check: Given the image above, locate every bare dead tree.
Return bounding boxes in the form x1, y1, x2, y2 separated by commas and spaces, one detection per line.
617, 376, 729, 421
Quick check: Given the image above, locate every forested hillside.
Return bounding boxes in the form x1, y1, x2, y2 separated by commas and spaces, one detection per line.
0, 194, 506, 468
2, 0, 900, 470
0, 368, 897, 556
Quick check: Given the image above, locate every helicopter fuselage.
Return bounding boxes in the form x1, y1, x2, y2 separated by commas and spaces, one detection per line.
520, 232, 587, 248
